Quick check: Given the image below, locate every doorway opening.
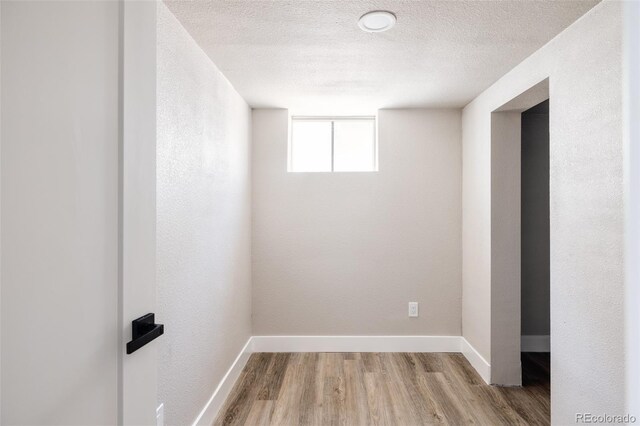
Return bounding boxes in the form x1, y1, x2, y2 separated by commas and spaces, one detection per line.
520, 100, 551, 391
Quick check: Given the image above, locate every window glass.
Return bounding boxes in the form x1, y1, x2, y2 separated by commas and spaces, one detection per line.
290, 120, 332, 172
333, 119, 376, 172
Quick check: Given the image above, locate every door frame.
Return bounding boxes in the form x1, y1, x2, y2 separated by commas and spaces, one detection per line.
118, 1, 158, 424
490, 79, 549, 385
624, 0, 640, 417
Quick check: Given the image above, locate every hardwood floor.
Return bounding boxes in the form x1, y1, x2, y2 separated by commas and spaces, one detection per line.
214, 352, 550, 426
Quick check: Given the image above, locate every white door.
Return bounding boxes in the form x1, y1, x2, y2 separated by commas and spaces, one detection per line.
1, 1, 159, 424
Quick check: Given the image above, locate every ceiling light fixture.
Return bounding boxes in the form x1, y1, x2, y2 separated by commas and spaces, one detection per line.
358, 10, 396, 33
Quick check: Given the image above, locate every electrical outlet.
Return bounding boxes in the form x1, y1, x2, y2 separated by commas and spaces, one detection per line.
408, 302, 419, 317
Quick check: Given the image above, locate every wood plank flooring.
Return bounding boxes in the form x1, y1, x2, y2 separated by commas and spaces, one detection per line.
214, 352, 550, 426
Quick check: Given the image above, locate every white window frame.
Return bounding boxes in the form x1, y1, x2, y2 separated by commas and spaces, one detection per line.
288, 116, 378, 172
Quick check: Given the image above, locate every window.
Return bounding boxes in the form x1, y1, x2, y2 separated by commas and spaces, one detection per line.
289, 117, 377, 172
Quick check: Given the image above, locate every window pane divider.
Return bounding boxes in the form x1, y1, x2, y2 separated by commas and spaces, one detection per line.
331, 120, 335, 172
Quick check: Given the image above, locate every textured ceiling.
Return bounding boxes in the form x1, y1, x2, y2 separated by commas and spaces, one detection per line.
164, 0, 599, 113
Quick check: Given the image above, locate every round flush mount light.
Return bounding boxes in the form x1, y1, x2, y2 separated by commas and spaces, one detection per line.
358, 10, 396, 33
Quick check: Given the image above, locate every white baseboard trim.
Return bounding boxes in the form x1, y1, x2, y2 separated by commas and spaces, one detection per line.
521, 335, 550, 352
251, 335, 462, 353
192, 337, 253, 426
461, 338, 491, 384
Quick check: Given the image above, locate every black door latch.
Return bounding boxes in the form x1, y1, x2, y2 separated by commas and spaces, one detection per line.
126, 313, 164, 354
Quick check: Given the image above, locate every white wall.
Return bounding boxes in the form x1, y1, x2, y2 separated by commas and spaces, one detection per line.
252, 109, 461, 336
462, 1, 624, 422
156, 4, 252, 426
1, 1, 120, 423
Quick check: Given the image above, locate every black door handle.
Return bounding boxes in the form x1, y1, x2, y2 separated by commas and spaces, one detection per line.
126, 313, 164, 354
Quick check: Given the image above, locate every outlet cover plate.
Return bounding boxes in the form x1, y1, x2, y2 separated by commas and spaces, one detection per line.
408, 302, 419, 317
